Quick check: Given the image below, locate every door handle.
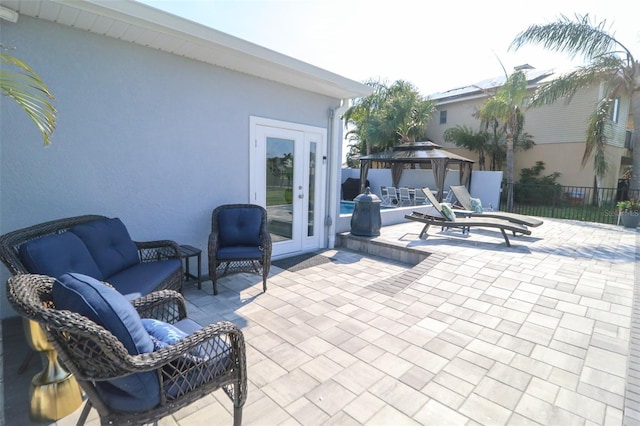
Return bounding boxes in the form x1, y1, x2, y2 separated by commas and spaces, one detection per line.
298, 194, 304, 199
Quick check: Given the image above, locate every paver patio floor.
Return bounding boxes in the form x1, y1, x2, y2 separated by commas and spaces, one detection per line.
1, 217, 638, 425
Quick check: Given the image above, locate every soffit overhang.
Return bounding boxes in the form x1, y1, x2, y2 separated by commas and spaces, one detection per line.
2, 0, 373, 99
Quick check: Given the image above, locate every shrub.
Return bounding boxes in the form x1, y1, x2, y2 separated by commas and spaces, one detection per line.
513, 161, 562, 205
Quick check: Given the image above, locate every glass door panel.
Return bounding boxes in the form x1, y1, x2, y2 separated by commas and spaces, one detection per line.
307, 142, 316, 237
266, 137, 294, 242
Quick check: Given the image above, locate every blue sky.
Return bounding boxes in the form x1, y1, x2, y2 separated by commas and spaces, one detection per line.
137, 0, 639, 96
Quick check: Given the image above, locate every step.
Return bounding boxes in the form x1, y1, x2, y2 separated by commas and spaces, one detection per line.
335, 231, 428, 266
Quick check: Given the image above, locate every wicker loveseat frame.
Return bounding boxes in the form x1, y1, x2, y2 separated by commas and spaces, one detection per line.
6, 274, 248, 426
0, 215, 186, 375
0, 214, 183, 292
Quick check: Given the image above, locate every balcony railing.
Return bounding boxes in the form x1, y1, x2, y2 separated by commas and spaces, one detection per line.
501, 182, 639, 225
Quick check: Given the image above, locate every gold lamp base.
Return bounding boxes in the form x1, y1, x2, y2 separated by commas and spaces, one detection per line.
23, 319, 83, 422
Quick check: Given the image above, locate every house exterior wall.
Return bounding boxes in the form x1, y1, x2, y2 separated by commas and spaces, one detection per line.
426, 83, 630, 188
0, 16, 341, 317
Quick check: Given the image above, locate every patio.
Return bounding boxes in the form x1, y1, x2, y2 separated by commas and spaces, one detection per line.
1, 218, 638, 425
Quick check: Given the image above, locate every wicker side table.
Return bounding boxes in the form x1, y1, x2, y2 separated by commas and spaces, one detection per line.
179, 245, 202, 289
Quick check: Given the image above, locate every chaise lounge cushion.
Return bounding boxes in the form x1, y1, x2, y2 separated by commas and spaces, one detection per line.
19, 232, 104, 280
70, 218, 140, 279
52, 273, 160, 412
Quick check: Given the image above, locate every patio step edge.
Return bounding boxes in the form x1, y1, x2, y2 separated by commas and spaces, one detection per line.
336, 231, 429, 266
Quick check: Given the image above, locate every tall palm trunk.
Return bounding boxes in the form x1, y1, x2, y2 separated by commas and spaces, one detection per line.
505, 136, 514, 211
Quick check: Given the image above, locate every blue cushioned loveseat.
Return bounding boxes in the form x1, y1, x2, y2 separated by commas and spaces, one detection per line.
0, 215, 183, 295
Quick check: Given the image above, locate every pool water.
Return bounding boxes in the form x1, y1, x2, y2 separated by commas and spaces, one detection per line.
340, 201, 393, 214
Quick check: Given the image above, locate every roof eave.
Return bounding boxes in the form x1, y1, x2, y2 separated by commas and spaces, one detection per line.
4, 0, 373, 99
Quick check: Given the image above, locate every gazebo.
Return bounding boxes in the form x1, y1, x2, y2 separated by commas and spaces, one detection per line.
358, 141, 475, 202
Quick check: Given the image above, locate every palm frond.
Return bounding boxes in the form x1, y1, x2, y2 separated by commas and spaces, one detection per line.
528, 61, 618, 106
510, 14, 618, 61
1, 53, 56, 145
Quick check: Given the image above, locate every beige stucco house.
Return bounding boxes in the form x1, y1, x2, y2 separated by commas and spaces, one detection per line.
425, 67, 633, 189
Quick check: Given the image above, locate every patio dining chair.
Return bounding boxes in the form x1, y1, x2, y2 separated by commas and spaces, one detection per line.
413, 188, 427, 205
382, 187, 399, 206
398, 187, 412, 206
6, 273, 247, 426
379, 186, 390, 205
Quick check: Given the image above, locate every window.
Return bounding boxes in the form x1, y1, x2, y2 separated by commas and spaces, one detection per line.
611, 98, 620, 123
439, 110, 447, 124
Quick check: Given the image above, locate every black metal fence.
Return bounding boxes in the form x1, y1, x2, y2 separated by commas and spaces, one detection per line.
501, 182, 640, 225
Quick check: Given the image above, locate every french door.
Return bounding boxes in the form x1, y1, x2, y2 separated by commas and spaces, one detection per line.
250, 117, 326, 258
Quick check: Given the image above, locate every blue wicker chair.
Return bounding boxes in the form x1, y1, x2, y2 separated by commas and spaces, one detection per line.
208, 204, 272, 295
6, 273, 247, 426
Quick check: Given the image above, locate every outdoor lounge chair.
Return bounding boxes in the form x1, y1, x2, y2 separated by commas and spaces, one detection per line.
404, 188, 531, 247
449, 185, 543, 228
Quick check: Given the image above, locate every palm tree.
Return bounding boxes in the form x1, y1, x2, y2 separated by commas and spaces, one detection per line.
510, 14, 640, 192
382, 80, 437, 143
443, 125, 489, 170
477, 70, 528, 210
343, 80, 390, 157
343, 79, 436, 157
1, 52, 56, 145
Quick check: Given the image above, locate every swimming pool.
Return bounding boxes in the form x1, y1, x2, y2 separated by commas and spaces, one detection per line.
340, 200, 394, 215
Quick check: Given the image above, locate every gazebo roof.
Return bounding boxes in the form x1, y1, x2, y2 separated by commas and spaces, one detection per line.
359, 141, 475, 164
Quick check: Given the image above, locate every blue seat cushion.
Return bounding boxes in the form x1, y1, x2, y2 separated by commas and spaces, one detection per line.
107, 259, 181, 295
52, 273, 159, 412
216, 246, 263, 261
218, 208, 262, 247
18, 232, 103, 280
141, 318, 233, 399
70, 218, 140, 278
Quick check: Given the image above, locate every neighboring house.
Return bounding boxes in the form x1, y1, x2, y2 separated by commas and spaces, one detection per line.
0, 0, 371, 317
425, 66, 632, 189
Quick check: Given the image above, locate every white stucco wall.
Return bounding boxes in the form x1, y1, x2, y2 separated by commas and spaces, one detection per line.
0, 16, 342, 318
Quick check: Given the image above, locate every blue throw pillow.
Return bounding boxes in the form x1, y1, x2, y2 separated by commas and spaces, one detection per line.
142, 318, 189, 349
470, 197, 484, 213
52, 273, 159, 412
142, 318, 209, 359
141, 318, 233, 399
70, 218, 140, 279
